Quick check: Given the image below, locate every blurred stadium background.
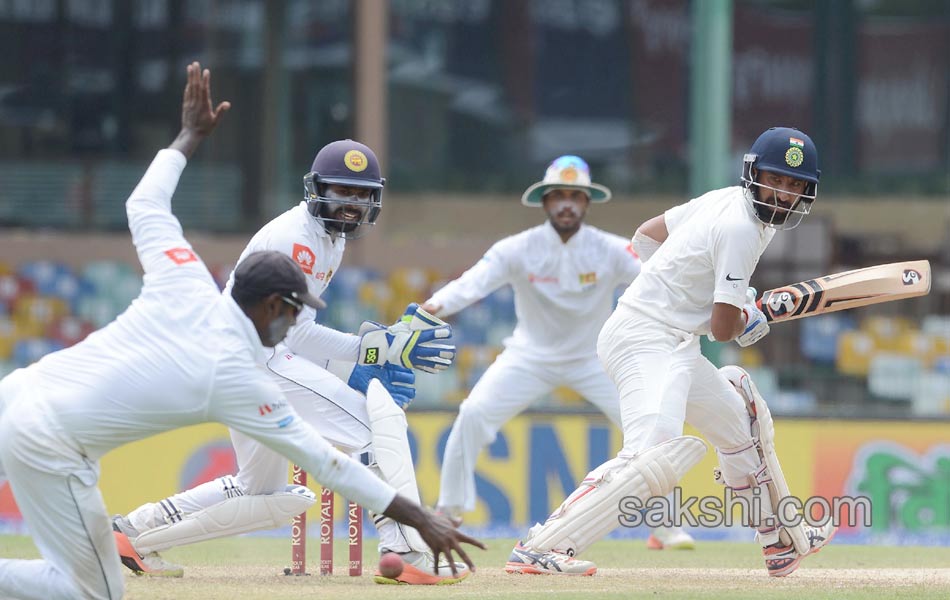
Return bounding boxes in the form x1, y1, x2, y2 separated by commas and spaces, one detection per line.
1, 0, 948, 547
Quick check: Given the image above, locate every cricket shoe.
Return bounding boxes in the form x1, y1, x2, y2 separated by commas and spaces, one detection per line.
505, 542, 597, 576
764, 522, 837, 577
646, 526, 696, 550
112, 515, 184, 578
373, 550, 470, 585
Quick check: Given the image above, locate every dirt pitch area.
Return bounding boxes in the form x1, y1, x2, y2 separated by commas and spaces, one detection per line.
123, 564, 950, 600
4, 535, 950, 599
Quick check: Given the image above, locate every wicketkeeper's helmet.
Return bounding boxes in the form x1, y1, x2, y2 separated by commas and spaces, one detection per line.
303, 139, 385, 239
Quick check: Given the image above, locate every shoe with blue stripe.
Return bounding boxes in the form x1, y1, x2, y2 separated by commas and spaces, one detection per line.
504, 542, 596, 576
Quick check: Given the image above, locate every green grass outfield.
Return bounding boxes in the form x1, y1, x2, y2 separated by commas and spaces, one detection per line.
2, 535, 949, 599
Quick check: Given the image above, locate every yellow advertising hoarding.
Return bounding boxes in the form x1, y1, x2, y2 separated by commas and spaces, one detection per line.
2, 414, 948, 540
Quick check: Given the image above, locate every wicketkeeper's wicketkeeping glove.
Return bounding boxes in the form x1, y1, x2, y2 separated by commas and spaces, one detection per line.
346, 361, 416, 408
358, 303, 456, 373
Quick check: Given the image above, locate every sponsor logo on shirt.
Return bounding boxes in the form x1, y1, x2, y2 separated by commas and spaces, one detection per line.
164, 247, 198, 265
528, 274, 558, 284
579, 272, 597, 285
258, 400, 287, 416
292, 243, 316, 275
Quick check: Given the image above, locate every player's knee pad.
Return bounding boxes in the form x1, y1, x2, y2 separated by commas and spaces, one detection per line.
524, 435, 706, 556
134, 485, 315, 554
716, 365, 810, 553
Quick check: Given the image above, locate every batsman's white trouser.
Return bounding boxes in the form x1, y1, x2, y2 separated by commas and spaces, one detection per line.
128, 345, 415, 555
0, 379, 124, 600
438, 349, 622, 513
594, 305, 775, 543
598, 305, 757, 459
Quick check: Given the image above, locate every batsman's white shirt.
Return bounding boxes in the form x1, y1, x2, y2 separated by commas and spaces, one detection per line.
0, 150, 395, 600
431, 221, 641, 512
599, 186, 774, 458
618, 186, 774, 334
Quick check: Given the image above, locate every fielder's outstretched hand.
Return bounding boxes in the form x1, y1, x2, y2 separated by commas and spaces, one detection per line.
383, 495, 485, 576
170, 61, 231, 158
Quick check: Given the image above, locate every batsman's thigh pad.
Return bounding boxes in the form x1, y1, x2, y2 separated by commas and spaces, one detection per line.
718, 365, 809, 554
524, 435, 706, 556
134, 485, 315, 554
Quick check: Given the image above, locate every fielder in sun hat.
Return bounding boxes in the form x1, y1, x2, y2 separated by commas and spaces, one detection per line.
521, 155, 612, 207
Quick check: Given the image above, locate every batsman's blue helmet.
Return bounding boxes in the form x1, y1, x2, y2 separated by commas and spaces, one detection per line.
741, 127, 820, 230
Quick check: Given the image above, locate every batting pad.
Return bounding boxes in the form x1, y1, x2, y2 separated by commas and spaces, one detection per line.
720, 365, 810, 554
524, 435, 707, 556
134, 486, 315, 554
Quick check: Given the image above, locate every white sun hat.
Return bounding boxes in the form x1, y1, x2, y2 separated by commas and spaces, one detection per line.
521, 155, 612, 206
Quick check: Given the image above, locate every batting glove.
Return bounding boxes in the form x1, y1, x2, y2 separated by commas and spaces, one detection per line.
358, 303, 456, 373
736, 287, 770, 347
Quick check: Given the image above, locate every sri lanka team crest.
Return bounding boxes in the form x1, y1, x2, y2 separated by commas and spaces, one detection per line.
579, 272, 597, 285
344, 150, 368, 172
560, 166, 578, 182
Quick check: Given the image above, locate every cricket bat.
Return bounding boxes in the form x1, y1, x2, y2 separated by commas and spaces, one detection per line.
757, 260, 931, 324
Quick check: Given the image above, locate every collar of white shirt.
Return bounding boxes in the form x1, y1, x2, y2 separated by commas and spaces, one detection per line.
542, 219, 586, 246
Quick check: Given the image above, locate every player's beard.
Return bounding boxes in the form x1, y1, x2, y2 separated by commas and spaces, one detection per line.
319, 202, 363, 232
752, 188, 794, 226
547, 199, 585, 235
264, 312, 296, 347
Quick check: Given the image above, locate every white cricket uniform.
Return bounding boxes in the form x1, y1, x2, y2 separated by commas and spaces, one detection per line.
0, 150, 396, 600
598, 186, 774, 477
221, 204, 373, 496
126, 202, 421, 554
431, 221, 641, 512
